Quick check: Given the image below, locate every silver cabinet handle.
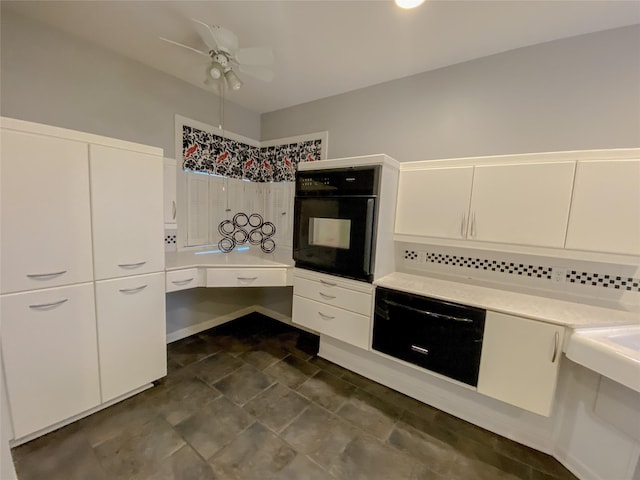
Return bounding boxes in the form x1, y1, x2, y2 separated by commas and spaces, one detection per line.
172, 278, 194, 285
470, 212, 476, 238
460, 213, 466, 238
320, 279, 337, 287
318, 311, 335, 320
29, 298, 68, 309
172, 200, 176, 220
551, 331, 560, 363
411, 345, 429, 355
319, 292, 336, 300
237, 276, 258, 281
118, 261, 147, 269
26, 270, 67, 278
119, 285, 147, 293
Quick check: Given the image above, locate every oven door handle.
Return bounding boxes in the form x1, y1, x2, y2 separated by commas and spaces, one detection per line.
383, 299, 474, 323
363, 198, 375, 275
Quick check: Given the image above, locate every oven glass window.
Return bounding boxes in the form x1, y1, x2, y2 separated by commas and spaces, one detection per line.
309, 217, 351, 249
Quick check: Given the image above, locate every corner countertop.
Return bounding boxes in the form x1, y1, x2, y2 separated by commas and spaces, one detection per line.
165, 246, 294, 271
375, 272, 640, 328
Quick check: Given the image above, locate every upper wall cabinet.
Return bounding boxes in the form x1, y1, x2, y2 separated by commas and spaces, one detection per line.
468, 162, 575, 248
0, 129, 94, 294
163, 158, 177, 226
395, 166, 474, 239
565, 160, 640, 256
395, 162, 575, 249
90, 144, 164, 280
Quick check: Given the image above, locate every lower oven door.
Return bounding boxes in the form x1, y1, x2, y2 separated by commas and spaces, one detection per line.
372, 287, 486, 386
293, 196, 376, 282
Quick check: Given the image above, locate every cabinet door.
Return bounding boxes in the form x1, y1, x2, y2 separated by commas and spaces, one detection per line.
209, 175, 227, 241
565, 160, 640, 255
0, 129, 93, 294
477, 311, 564, 416
469, 162, 575, 248
395, 167, 473, 239
265, 182, 295, 248
163, 158, 177, 226
90, 144, 164, 279
95, 273, 167, 402
226, 177, 247, 217
1, 284, 101, 438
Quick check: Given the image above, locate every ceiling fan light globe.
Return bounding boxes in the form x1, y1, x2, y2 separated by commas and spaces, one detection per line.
224, 69, 243, 91
208, 61, 223, 79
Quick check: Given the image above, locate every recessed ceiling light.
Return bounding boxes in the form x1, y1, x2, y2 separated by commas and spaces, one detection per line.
395, 0, 426, 9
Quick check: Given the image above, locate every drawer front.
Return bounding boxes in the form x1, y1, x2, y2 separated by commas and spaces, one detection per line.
166, 268, 200, 292
294, 276, 372, 316
206, 268, 287, 287
292, 295, 371, 350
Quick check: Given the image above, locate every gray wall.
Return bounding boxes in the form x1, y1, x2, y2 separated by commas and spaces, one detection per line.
261, 25, 640, 162
0, 9, 260, 157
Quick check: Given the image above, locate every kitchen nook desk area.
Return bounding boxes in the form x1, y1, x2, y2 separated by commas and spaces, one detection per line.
164, 246, 295, 343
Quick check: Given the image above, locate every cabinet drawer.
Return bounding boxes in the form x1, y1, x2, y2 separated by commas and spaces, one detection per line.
293, 276, 372, 316
166, 268, 201, 292
292, 295, 371, 350
206, 268, 287, 287
0, 283, 101, 438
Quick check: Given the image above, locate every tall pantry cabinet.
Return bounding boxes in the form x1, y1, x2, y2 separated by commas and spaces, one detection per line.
0, 118, 167, 441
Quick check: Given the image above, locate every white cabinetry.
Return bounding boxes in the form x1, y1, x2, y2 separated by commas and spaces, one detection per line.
477, 311, 565, 416
395, 162, 575, 248
163, 158, 177, 226
95, 273, 166, 402
469, 162, 575, 248
206, 268, 288, 287
0, 283, 101, 438
0, 129, 93, 294
90, 144, 165, 280
395, 166, 473, 239
565, 159, 640, 256
265, 182, 295, 248
292, 269, 373, 349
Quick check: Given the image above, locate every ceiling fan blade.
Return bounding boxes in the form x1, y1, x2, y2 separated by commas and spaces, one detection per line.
159, 37, 210, 58
190, 18, 218, 51
235, 47, 274, 66
210, 25, 239, 54
238, 64, 275, 82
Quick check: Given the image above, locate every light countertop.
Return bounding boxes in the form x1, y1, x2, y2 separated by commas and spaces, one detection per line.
375, 272, 640, 328
166, 246, 294, 271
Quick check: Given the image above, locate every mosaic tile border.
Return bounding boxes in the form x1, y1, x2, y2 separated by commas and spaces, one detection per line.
165, 233, 177, 246
403, 250, 640, 292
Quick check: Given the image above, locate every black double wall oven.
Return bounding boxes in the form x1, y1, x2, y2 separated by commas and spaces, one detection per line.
293, 165, 380, 283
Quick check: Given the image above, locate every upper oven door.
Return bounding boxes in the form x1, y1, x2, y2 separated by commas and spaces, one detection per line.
293, 196, 376, 282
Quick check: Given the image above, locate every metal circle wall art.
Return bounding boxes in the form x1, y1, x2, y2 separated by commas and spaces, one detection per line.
218, 212, 276, 253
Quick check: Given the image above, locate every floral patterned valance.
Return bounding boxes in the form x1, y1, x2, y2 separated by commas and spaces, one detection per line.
182, 126, 323, 182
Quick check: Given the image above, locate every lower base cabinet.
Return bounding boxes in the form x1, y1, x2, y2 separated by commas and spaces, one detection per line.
0, 283, 101, 438
292, 269, 373, 350
477, 311, 565, 416
95, 272, 167, 402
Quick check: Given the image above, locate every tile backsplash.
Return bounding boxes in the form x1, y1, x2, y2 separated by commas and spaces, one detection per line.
164, 229, 177, 252
397, 242, 640, 302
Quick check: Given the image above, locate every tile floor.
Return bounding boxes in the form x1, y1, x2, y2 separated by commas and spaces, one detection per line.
12, 313, 579, 480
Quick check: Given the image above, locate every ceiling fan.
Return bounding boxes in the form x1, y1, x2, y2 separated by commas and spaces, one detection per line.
161, 18, 274, 91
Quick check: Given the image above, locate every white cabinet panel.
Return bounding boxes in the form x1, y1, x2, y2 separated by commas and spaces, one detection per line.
0, 129, 93, 294
163, 158, 177, 226
565, 159, 640, 255
292, 295, 371, 350
95, 273, 167, 402
293, 276, 373, 316
187, 172, 211, 246
166, 268, 201, 292
90, 144, 164, 279
395, 166, 473, 239
477, 311, 565, 416
468, 162, 575, 248
0, 284, 100, 438
266, 182, 295, 248
205, 268, 288, 287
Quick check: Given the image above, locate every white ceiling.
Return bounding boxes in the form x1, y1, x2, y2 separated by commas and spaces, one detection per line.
4, 1, 640, 114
